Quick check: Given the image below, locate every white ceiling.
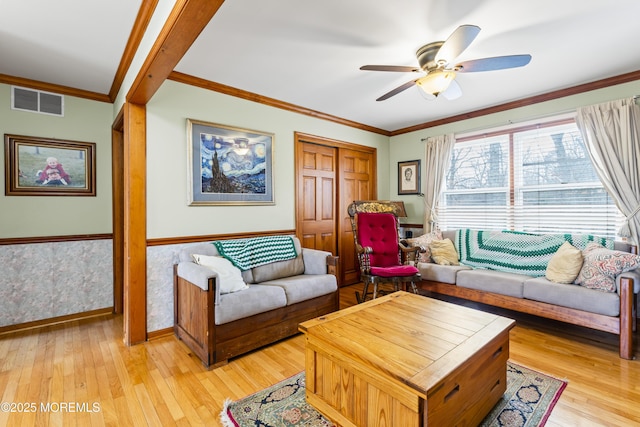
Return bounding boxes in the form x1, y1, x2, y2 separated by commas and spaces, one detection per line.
2, 0, 640, 132
0, 0, 142, 94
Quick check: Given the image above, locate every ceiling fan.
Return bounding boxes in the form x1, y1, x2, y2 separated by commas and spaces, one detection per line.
360, 25, 531, 101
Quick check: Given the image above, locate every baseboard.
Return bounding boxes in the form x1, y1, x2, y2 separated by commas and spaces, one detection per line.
147, 327, 174, 340
0, 307, 113, 335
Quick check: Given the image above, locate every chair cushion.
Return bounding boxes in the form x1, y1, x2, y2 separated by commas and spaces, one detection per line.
356, 212, 401, 267
215, 285, 287, 325
523, 277, 620, 316
456, 269, 525, 298
251, 251, 304, 283
418, 263, 472, 284
259, 274, 338, 305
371, 265, 419, 277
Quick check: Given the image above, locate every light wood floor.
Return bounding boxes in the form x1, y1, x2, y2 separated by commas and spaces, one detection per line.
1, 284, 639, 426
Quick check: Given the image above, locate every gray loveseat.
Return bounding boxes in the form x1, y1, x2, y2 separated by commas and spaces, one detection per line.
415, 229, 639, 359
173, 235, 339, 367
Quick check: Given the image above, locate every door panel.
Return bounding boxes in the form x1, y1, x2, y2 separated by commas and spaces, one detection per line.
339, 148, 375, 285
295, 133, 376, 287
340, 177, 358, 284
296, 143, 337, 255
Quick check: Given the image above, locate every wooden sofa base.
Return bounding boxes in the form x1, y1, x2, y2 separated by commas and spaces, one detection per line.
417, 278, 637, 360
174, 275, 340, 368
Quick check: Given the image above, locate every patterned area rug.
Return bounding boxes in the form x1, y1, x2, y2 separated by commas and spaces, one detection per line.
220, 362, 566, 427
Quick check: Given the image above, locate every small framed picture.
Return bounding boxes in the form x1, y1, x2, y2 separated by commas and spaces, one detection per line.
4, 134, 96, 196
398, 160, 420, 195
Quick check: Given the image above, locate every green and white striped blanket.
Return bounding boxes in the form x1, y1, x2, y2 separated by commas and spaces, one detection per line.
213, 236, 298, 271
455, 229, 613, 277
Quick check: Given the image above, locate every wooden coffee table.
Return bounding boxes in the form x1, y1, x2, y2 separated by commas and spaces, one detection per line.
298, 291, 515, 426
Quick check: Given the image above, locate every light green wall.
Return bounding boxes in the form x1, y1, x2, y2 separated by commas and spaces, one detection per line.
145, 80, 390, 239
5, 74, 638, 239
389, 80, 640, 225
0, 83, 114, 238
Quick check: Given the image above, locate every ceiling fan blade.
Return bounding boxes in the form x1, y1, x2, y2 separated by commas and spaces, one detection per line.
360, 65, 420, 72
376, 79, 418, 101
440, 79, 462, 100
435, 25, 481, 64
456, 54, 532, 72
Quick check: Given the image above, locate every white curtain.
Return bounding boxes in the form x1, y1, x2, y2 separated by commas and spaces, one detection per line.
423, 134, 455, 232
575, 97, 640, 244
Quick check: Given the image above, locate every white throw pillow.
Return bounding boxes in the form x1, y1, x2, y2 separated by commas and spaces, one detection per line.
192, 254, 249, 294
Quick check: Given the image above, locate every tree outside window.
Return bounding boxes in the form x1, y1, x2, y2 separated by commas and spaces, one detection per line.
438, 119, 622, 238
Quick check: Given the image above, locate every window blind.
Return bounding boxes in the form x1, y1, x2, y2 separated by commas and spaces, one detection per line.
437, 119, 624, 239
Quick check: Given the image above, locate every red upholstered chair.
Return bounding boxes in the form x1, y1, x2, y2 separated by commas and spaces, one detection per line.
351, 210, 422, 303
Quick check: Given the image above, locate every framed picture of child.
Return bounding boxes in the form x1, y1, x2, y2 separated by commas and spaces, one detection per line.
4, 134, 96, 196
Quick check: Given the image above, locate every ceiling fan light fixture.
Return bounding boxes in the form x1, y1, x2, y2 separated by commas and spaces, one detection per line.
416, 70, 456, 96
361, 25, 531, 101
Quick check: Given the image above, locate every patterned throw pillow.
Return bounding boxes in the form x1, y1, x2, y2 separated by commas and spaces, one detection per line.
575, 243, 640, 292
405, 230, 443, 262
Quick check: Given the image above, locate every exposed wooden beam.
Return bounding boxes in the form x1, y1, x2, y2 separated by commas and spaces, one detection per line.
108, 0, 159, 102
127, 0, 225, 104
123, 102, 147, 345
120, 0, 227, 345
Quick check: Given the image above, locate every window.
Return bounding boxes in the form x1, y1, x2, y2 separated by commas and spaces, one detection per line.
437, 118, 624, 239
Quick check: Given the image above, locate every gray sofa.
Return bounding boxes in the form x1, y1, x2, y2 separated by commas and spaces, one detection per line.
173, 235, 339, 367
416, 230, 639, 359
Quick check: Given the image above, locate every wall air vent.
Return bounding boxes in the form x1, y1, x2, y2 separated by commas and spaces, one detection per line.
11, 86, 64, 116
